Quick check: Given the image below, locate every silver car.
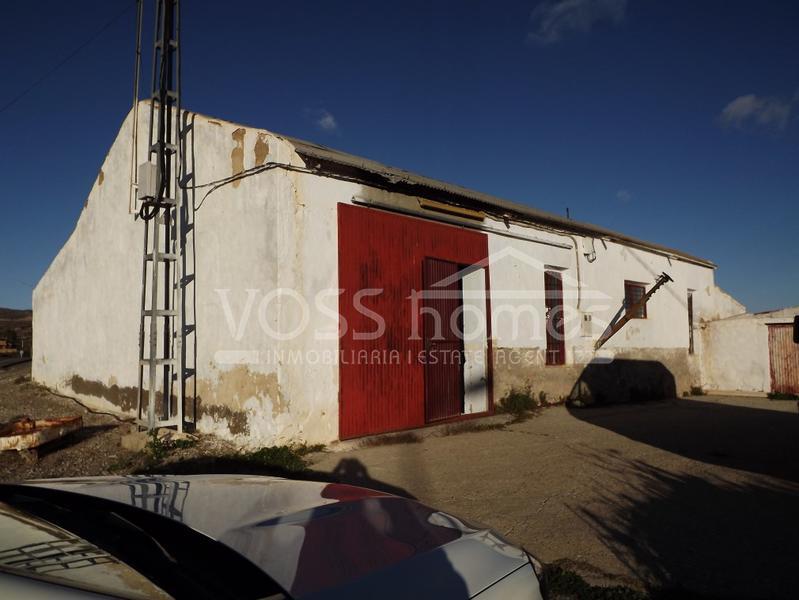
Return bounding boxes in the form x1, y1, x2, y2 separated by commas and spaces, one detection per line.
0, 475, 545, 599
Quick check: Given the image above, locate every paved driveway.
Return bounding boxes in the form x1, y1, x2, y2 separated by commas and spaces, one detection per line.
0, 357, 28, 369
311, 397, 799, 598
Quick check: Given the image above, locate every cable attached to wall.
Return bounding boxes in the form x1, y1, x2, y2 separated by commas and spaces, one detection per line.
128, 0, 144, 215
179, 155, 367, 211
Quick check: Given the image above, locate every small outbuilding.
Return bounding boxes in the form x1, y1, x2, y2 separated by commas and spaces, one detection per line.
701, 306, 799, 396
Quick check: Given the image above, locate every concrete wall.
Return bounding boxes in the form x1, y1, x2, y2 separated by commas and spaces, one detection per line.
483, 224, 722, 402
33, 104, 335, 446
35, 106, 741, 446
700, 285, 746, 323
33, 108, 145, 417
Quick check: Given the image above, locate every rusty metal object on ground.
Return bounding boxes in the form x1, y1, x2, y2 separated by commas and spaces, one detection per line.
0, 416, 83, 452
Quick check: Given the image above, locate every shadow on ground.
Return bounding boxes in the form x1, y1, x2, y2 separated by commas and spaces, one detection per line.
568, 397, 799, 483
1, 423, 116, 463
573, 450, 799, 599
138, 456, 417, 499
34, 424, 118, 457
569, 359, 677, 404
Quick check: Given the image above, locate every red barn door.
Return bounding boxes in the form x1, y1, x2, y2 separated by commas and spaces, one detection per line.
337, 204, 489, 439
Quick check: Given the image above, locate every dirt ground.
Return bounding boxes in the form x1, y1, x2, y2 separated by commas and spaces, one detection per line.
0, 362, 134, 480
311, 396, 799, 599
0, 363, 236, 481
2, 360, 798, 598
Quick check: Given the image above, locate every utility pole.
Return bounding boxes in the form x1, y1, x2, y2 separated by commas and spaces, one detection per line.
134, 0, 188, 431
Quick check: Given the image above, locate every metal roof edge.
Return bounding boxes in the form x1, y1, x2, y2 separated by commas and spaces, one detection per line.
177, 105, 716, 269
284, 135, 716, 269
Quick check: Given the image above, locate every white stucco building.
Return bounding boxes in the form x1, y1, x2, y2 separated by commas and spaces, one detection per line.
34, 104, 788, 446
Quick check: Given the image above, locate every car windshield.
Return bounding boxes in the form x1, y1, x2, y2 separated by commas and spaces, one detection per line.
0, 486, 289, 600
0, 500, 171, 599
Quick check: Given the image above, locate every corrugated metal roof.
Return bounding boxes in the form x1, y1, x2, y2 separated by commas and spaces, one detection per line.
282, 135, 716, 268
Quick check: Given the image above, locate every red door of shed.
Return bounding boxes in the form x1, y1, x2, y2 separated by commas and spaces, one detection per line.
768, 324, 799, 394
422, 258, 464, 422
337, 204, 489, 439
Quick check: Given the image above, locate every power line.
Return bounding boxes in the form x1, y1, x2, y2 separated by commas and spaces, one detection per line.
0, 1, 136, 116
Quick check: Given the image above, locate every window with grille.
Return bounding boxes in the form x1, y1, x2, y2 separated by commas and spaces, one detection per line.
624, 281, 647, 319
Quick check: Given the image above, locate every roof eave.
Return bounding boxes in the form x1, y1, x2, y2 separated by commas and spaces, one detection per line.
285, 136, 717, 270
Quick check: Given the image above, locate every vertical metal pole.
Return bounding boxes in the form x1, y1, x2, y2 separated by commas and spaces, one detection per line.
136, 214, 150, 423
147, 0, 167, 431
174, 0, 184, 431
146, 0, 161, 162
147, 216, 161, 430
133, 0, 147, 426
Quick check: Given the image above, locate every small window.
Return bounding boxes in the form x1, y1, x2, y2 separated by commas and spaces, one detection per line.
624, 281, 647, 319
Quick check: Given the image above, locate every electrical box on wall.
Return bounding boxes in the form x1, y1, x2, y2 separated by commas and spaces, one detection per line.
137, 162, 159, 201
581, 311, 592, 337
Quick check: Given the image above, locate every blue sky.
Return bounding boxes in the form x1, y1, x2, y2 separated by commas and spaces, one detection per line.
0, 0, 797, 311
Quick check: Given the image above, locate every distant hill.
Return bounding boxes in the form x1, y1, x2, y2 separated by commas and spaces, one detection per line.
0, 308, 32, 321
0, 308, 32, 355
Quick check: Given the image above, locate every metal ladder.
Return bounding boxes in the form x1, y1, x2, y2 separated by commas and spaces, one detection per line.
136, 0, 191, 431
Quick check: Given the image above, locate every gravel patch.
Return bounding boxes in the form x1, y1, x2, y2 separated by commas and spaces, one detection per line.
0, 363, 237, 481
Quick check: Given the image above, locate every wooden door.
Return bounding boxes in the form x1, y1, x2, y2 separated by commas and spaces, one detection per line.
423, 258, 464, 422
768, 324, 799, 394
544, 271, 565, 366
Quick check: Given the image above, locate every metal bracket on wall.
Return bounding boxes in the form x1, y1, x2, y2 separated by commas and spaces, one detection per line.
594, 272, 674, 351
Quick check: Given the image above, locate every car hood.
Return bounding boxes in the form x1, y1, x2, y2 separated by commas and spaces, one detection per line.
18, 475, 530, 598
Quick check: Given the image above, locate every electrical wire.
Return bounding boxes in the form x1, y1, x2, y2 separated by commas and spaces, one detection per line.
48, 390, 136, 424
0, 1, 136, 116
183, 159, 367, 211
128, 0, 144, 214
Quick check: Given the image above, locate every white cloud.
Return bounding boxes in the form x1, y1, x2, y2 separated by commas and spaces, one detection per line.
718, 94, 793, 132
305, 108, 339, 133
616, 189, 632, 203
316, 109, 338, 132
527, 0, 628, 45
